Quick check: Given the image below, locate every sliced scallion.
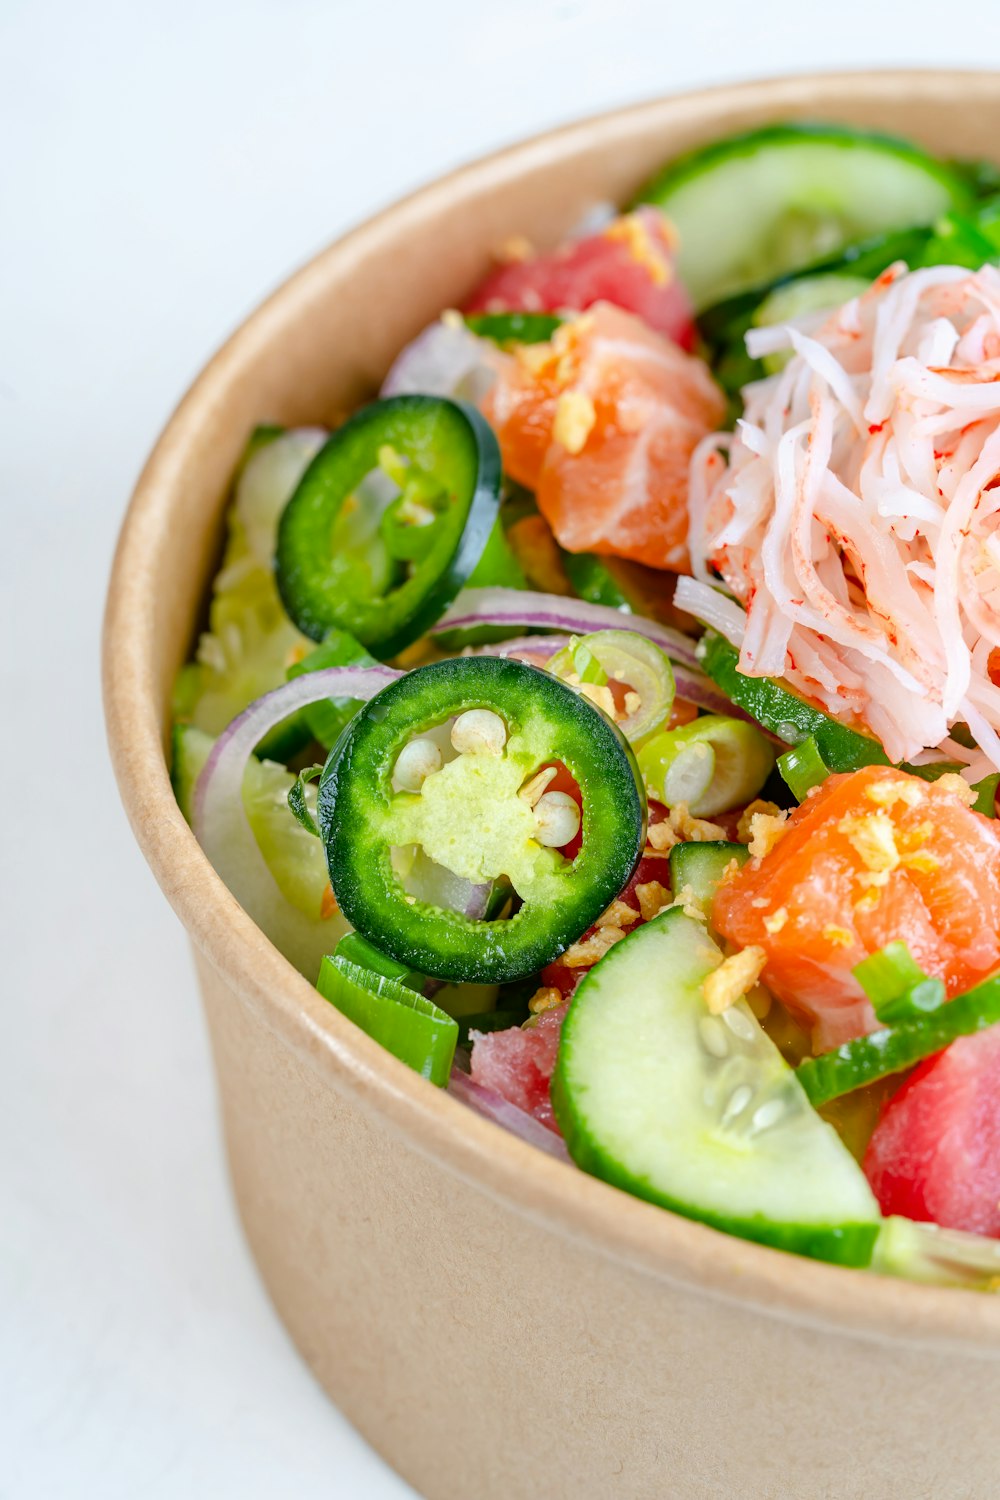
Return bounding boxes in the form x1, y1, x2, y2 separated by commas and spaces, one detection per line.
318, 955, 458, 1086
776, 736, 830, 801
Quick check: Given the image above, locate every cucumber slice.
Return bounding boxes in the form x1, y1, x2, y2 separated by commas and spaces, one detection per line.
552, 908, 881, 1265
752, 272, 872, 372
668, 841, 748, 916
638, 123, 968, 309
171, 724, 339, 923
698, 631, 890, 772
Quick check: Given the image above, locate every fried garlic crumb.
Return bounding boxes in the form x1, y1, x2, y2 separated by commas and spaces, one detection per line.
669, 883, 708, 923
747, 810, 789, 860
528, 985, 563, 1015
596, 899, 641, 930
763, 906, 788, 935
605, 213, 672, 286
702, 946, 768, 1015
737, 799, 783, 844
646, 820, 678, 852
552, 390, 596, 455
838, 811, 900, 875
669, 803, 728, 843
578, 680, 616, 717
623, 690, 641, 717
635, 880, 671, 922
865, 777, 923, 810
823, 924, 855, 948
497, 234, 533, 264
853, 886, 882, 915
563, 927, 627, 968
933, 772, 976, 808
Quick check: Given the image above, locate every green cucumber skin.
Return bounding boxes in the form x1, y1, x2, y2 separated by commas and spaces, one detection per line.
637, 122, 968, 309
697, 225, 930, 350
699, 632, 890, 772
669, 841, 748, 912
639, 121, 968, 214
319, 656, 646, 984
552, 907, 879, 1268
548, 1100, 877, 1265
798, 974, 1000, 1106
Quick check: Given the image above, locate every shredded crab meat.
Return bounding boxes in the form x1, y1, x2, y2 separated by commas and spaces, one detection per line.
685, 263, 1000, 773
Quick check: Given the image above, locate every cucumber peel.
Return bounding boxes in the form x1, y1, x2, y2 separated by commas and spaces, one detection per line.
698, 632, 890, 772
637, 122, 969, 309
553, 907, 881, 1266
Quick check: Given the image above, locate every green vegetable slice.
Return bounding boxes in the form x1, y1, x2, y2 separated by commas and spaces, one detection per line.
552, 907, 881, 1266
319, 656, 646, 984
548, 629, 676, 745
637, 122, 968, 308
751, 272, 872, 373
796, 971, 1000, 1107
173, 427, 322, 760
668, 841, 749, 917
464, 311, 562, 346
853, 941, 945, 1025
777, 736, 830, 801
698, 632, 890, 772
318, 954, 457, 1086
172, 724, 339, 923
286, 628, 378, 749
276, 396, 503, 657
637, 713, 775, 815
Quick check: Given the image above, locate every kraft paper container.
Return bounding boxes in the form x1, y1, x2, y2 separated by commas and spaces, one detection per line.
104, 72, 1000, 1500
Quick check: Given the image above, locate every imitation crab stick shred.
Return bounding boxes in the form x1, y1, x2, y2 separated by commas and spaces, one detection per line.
483, 302, 726, 571
685, 263, 1000, 775
711, 766, 1000, 1049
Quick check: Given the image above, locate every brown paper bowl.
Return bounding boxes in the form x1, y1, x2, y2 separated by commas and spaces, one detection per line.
104, 71, 1000, 1500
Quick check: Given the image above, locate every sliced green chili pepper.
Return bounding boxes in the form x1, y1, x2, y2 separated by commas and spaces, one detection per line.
276, 395, 502, 657
796, 970, 1000, 1107
317, 954, 457, 1085
318, 656, 646, 983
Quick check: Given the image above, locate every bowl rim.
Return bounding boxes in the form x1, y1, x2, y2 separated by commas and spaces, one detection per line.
103, 67, 1000, 1354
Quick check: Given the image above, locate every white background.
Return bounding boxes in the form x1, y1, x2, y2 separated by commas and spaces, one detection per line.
2, 2, 999, 1495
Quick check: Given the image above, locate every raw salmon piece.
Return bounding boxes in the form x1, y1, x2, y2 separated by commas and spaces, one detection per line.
482, 302, 725, 571
712, 766, 1000, 1049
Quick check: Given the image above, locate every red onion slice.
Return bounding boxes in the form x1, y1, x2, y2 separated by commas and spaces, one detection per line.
432, 587, 701, 666
448, 1069, 571, 1162
193, 666, 400, 978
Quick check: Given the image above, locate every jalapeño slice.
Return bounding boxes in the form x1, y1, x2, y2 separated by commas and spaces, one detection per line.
318, 656, 646, 983
276, 395, 502, 657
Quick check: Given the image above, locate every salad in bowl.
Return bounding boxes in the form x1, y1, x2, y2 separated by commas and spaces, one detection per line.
172, 119, 1000, 1292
